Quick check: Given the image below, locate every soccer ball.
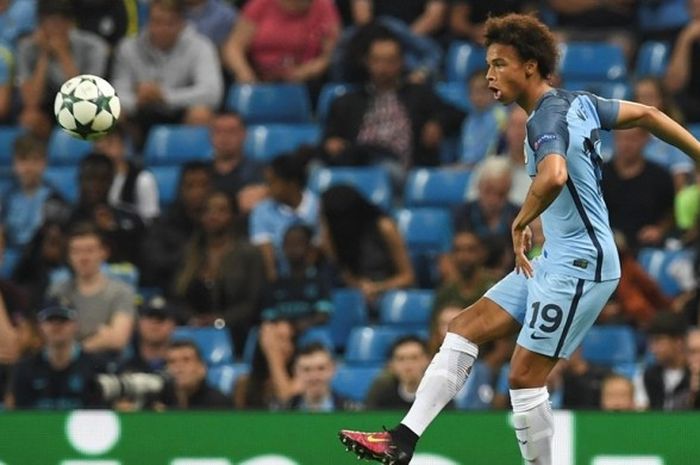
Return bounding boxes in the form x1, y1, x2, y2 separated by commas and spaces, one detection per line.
54, 74, 121, 141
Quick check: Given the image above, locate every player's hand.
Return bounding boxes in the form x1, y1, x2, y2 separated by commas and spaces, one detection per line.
513, 225, 533, 278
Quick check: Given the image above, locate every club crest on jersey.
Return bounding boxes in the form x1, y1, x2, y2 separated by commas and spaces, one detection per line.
533, 133, 557, 151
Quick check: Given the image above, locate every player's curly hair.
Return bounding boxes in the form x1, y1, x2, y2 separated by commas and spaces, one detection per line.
484, 13, 559, 79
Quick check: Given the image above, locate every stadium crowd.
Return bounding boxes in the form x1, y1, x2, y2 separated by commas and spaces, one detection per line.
1, 0, 700, 412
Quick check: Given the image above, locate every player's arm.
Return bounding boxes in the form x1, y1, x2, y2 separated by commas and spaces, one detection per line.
511, 154, 568, 277
614, 101, 700, 163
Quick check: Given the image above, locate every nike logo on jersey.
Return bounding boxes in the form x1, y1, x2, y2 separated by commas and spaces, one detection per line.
530, 333, 551, 340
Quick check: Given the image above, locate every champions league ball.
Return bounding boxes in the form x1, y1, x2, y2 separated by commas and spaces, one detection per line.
54, 74, 121, 140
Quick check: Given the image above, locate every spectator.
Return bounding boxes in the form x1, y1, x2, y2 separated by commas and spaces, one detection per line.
261, 224, 332, 333
602, 128, 675, 252
140, 161, 212, 290
435, 230, 495, 310
160, 340, 231, 409
323, 30, 464, 172
17, 0, 108, 138
234, 319, 300, 409
665, 0, 700, 123
687, 327, 700, 408
0, 0, 36, 48
559, 348, 613, 409
320, 185, 414, 304
675, 167, 700, 239
250, 153, 320, 281
448, 0, 527, 45
94, 125, 160, 223
1, 134, 66, 249
223, 0, 340, 85
6, 304, 109, 409
644, 312, 692, 410
186, 0, 237, 49
0, 41, 12, 123
634, 76, 692, 190
47, 222, 136, 355
72, 0, 134, 47
356, 0, 447, 38
119, 296, 176, 374
459, 69, 508, 166
457, 337, 513, 410
600, 374, 636, 411
112, 0, 223, 146
0, 292, 19, 366
69, 153, 145, 265
467, 106, 531, 205
172, 191, 265, 352
365, 336, 431, 409
209, 112, 267, 216
288, 342, 350, 411
453, 156, 519, 273
427, 302, 462, 356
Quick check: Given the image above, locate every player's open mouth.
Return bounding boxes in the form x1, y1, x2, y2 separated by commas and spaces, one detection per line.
489, 86, 502, 100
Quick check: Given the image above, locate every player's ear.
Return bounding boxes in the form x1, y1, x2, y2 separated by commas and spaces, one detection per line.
524, 60, 537, 78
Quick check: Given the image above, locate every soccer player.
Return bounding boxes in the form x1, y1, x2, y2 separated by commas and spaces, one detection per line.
339, 13, 700, 465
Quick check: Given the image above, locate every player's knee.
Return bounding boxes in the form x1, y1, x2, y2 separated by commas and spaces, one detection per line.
508, 366, 538, 390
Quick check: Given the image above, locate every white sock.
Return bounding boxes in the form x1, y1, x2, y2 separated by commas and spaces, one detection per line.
510, 387, 553, 465
401, 332, 478, 436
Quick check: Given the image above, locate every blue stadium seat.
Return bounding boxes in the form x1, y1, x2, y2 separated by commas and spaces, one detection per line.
308, 166, 392, 211
325, 288, 368, 351
47, 128, 93, 166
242, 326, 259, 365
150, 165, 181, 207
445, 42, 486, 83
206, 363, 249, 396
332, 364, 383, 402
143, 125, 212, 166
395, 207, 453, 254
637, 248, 696, 297
104, 263, 140, 288
244, 124, 320, 162
581, 325, 637, 366
563, 81, 632, 100
404, 168, 471, 208
559, 42, 627, 82
379, 289, 434, 328
345, 326, 428, 366
298, 326, 335, 352
316, 83, 357, 121
635, 41, 670, 78
172, 326, 234, 366
44, 165, 79, 202
226, 84, 313, 124
434, 81, 470, 112
0, 126, 24, 166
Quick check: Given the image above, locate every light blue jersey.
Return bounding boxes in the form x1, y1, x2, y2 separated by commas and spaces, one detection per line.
524, 88, 621, 283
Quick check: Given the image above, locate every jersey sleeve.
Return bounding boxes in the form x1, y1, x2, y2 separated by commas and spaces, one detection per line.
589, 94, 620, 130
526, 98, 570, 163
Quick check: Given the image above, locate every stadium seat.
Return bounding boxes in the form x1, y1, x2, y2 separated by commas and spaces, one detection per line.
150, 165, 181, 207
47, 128, 93, 166
172, 326, 234, 366
637, 248, 696, 297
244, 124, 320, 162
395, 207, 453, 254
143, 125, 212, 166
379, 289, 434, 328
434, 81, 470, 112
445, 41, 486, 83
559, 42, 627, 82
404, 168, 471, 208
331, 364, 383, 402
206, 363, 249, 396
297, 326, 335, 352
308, 166, 392, 211
226, 84, 313, 124
316, 82, 357, 121
344, 326, 428, 366
635, 41, 670, 77
325, 288, 368, 351
0, 126, 24, 166
44, 165, 79, 202
242, 326, 259, 365
581, 325, 637, 366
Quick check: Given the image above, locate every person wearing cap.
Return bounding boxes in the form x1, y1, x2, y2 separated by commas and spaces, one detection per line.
643, 312, 692, 410
16, 0, 109, 138
5, 303, 109, 409
119, 296, 176, 374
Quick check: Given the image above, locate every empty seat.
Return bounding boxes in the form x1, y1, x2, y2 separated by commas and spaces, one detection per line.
0, 126, 24, 166
172, 326, 234, 366
395, 207, 453, 254
308, 166, 392, 211
345, 326, 427, 366
47, 128, 93, 166
445, 42, 486, 83
226, 84, 312, 124
316, 82, 357, 121
332, 364, 383, 402
559, 42, 627, 82
244, 124, 320, 162
44, 165, 79, 202
404, 168, 471, 208
143, 125, 212, 166
150, 165, 181, 207
325, 288, 368, 351
206, 363, 249, 396
581, 325, 637, 366
635, 41, 670, 77
434, 81, 470, 112
379, 289, 435, 328
297, 326, 335, 352
637, 248, 696, 297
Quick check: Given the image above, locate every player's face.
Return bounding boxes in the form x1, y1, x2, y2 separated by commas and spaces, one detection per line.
485, 44, 531, 105
390, 342, 430, 385
211, 115, 246, 159
294, 351, 335, 397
